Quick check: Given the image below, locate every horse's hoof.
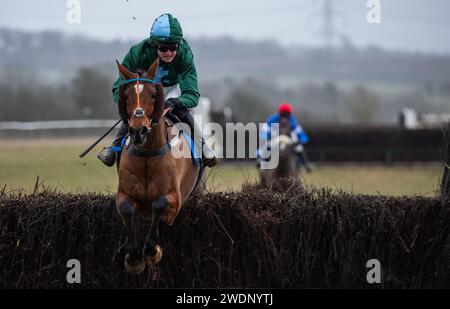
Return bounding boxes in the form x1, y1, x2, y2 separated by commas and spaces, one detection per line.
124, 253, 145, 274
145, 244, 163, 265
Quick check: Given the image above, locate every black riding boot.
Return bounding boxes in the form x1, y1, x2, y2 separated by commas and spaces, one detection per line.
171, 107, 218, 168
97, 121, 129, 167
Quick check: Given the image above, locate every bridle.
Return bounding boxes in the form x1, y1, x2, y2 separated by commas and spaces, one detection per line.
119, 74, 173, 157
120, 75, 158, 130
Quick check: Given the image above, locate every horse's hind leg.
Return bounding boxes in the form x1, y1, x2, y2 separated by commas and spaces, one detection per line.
117, 192, 145, 274
144, 195, 169, 266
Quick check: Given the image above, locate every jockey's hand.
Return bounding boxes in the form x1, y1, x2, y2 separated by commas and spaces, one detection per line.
294, 143, 304, 153
164, 98, 180, 111
165, 98, 189, 118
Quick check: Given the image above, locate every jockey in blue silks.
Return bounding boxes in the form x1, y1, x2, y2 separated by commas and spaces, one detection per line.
258, 102, 314, 172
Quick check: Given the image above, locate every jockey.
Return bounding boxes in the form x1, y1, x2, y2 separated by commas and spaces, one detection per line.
98, 13, 218, 168
258, 102, 314, 171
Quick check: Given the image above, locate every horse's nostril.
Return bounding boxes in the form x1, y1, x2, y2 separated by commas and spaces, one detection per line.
133, 108, 144, 118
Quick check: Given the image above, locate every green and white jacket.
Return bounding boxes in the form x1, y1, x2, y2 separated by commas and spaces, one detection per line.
112, 38, 200, 108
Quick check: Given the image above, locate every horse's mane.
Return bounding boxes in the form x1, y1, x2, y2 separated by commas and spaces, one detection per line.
118, 84, 128, 121
152, 83, 164, 121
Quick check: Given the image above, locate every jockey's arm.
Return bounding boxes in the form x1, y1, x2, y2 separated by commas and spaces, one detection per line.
257, 117, 274, 159
260, 114, 279, 142
259, 123, 270, 142
175, 51, 200, 109
289, 115, 309, 144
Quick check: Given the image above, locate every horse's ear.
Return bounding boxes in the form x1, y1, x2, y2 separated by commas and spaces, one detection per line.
147, 58, 159, 80
116, 60, 134, 80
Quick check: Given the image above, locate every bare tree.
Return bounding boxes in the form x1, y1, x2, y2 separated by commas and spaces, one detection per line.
72, 68, 115, 119
224, 88, 272, 124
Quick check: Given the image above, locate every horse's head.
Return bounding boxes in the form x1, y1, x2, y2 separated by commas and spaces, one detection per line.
271, 134, 294, 152
117, 59, 164, 146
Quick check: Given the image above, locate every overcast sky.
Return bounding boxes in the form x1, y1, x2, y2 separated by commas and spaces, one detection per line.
1, 0, 450, 54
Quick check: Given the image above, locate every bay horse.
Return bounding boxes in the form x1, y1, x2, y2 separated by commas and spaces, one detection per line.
259, 117, 299, 187
115, 59, 201, 274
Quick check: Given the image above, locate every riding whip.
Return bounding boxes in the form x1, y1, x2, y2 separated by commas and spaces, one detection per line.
79, 119, 122, 158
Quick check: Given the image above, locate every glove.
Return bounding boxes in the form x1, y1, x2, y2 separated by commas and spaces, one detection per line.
164, 98, 180, 111
165, 98, 189, 118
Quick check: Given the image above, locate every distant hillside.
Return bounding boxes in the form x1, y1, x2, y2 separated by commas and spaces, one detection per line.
1, 27, 450, 87
1, 28, 449, 125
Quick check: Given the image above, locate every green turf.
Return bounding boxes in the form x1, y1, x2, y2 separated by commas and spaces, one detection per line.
0, 139, 443, 197
0, 140, 118, 194
206, 163, 441, 197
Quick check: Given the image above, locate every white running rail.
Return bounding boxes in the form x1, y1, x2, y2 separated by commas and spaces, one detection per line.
0, 120, 118, 130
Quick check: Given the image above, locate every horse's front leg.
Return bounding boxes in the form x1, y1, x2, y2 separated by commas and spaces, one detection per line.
117, 192, 145, 274
144, 195, 172, 265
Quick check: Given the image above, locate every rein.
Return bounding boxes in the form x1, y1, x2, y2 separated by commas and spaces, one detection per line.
126, 107, 173, 158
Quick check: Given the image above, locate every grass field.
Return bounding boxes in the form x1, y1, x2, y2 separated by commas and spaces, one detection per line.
0, 138, 443, 197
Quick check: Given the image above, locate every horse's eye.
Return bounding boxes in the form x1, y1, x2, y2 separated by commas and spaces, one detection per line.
151, 93, 156, 99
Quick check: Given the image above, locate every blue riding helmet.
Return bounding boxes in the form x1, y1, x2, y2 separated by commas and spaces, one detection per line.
150, 13, 183, 43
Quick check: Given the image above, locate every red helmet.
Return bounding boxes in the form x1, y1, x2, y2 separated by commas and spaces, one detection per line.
278, 102, 293, 114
